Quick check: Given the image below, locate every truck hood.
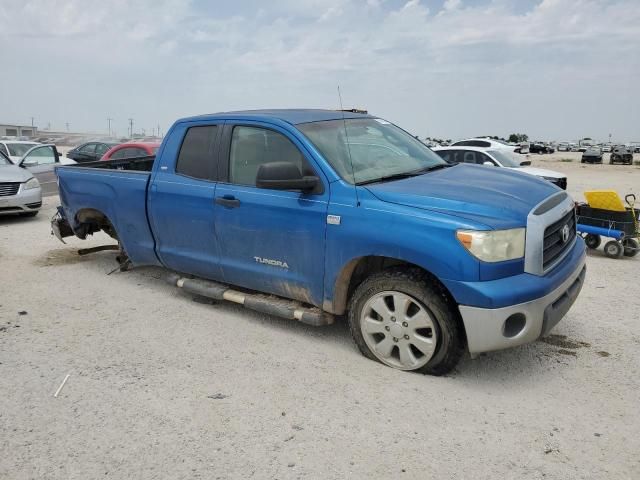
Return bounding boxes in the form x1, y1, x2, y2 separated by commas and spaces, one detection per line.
510, 166, 564, 179
364, 164, 560, 229
0, 164, 33, 183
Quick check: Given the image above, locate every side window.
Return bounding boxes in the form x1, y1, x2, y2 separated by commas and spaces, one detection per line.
23, 146, 57, 165
435, 150, 451, 163
119, 148, 138, 159
462, 150, 477, 164
95, 143, 110, 155
110, 148, 126, 159
79, 143, 96, 154
176, 125, 218, 180
229, 126, 308, 186
478, 153, 496, 166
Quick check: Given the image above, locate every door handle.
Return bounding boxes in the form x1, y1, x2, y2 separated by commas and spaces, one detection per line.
215, 195, 241, 208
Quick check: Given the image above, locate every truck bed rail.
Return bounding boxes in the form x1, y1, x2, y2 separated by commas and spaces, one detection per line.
67, 156, 155, 172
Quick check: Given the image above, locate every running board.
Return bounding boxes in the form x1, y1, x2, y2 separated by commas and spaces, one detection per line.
166, 274, 334, 327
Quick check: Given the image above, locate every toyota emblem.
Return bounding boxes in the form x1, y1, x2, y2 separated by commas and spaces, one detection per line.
561, 224, 570, 243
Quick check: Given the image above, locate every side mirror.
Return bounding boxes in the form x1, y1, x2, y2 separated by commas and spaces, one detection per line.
256, 162, 320, 192
21, 160, 38, 168
483, 161, 495, 166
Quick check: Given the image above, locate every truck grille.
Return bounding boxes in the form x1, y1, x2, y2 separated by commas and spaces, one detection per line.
0, 182, 20, 197
543, 209, 576, 270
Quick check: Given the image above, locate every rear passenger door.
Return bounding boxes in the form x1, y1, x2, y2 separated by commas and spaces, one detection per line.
147, 123, 223, 281
213, 123, 329, 306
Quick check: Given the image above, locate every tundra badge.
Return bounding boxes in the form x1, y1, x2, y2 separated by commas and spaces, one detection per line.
254, 257, 289, 269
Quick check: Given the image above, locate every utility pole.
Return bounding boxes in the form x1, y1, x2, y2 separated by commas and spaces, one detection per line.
65, 122, 70, 132
157, 123, 161, 138
128, 118, 134, 138
107, 117, 113, 137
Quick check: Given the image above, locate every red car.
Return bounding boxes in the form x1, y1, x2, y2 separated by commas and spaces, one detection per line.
100, 142, 160, 161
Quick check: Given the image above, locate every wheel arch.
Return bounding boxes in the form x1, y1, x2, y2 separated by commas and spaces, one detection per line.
327, 255, 458, 316
73, 207, 119, 240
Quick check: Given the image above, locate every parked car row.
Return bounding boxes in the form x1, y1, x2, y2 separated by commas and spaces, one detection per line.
580, 145, 635, 165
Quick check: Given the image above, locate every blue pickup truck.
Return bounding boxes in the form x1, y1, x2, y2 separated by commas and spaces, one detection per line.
52, 109, 586, 375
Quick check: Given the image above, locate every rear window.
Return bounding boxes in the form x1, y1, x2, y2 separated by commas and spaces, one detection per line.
176, 126, 218, 180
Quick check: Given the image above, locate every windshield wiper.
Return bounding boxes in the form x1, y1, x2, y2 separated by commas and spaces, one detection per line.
356, 163, 453, 186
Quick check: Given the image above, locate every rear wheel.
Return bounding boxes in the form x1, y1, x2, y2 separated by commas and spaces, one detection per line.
623, 238, 639, 257
604, 240, 623, 259
584, 234, 601, 249
348, 268, 464, 376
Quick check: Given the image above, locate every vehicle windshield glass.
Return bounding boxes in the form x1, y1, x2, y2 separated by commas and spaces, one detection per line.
0, 153, 10, 165
298, 118, 446, 184
7, 143, 36, 156
487, 149, 521, 167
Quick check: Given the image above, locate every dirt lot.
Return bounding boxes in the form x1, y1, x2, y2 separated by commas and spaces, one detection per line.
1, 157, 639, 479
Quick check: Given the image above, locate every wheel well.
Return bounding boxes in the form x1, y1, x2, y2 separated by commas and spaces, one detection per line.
74, 208, 118, 240
331, 256, 456, 316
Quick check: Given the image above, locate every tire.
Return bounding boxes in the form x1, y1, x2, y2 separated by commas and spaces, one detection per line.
623, 238, 639, 257
348, 268, 464, 376
604, 240, 623, 259
21, 211, 38, 218
584, 234, 601, 249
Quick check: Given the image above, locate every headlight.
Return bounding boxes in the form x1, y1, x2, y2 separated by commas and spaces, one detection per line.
456, 228, 526, 262
23, 177, 40, 190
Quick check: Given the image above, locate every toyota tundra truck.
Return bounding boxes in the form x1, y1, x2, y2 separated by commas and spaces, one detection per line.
52, 109, 586, 375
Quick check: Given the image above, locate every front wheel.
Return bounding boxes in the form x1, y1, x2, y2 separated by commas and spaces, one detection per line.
348, 268, 464, 375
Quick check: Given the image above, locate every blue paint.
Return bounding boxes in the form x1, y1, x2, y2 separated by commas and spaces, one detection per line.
56, 110, 585, 313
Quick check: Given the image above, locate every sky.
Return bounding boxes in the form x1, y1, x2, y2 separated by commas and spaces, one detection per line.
0, 0, 639, 142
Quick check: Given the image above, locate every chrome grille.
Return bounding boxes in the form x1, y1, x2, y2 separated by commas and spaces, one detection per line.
543, 209, 576, 270
0, 182, 20, 197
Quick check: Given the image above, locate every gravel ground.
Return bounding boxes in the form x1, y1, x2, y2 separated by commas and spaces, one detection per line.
1, 159, 639, 479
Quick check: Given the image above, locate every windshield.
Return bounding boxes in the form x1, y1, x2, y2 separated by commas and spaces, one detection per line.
298, 118, 445, 184
6, 143, 37, 157
0, 152, 11, 165
487, 149, 521, 167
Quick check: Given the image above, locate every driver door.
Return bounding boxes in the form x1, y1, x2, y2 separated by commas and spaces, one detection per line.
213, 123, 329, 306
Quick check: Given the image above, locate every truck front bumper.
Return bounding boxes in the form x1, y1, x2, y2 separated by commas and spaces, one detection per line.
458, 249, 586, 355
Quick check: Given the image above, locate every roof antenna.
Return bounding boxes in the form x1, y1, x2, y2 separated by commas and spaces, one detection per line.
338, 85, 360, 207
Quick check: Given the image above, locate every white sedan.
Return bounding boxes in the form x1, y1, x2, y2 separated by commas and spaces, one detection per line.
450, 137, 529, 154
432, 146, 567, 190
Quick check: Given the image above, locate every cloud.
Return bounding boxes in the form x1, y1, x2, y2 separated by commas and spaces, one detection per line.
0, 0, 638, 141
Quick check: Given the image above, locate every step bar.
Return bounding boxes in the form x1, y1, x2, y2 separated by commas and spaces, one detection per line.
166, 274, 334, 327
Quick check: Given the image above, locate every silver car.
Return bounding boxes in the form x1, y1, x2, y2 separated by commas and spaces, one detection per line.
0, 149, 43, 217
